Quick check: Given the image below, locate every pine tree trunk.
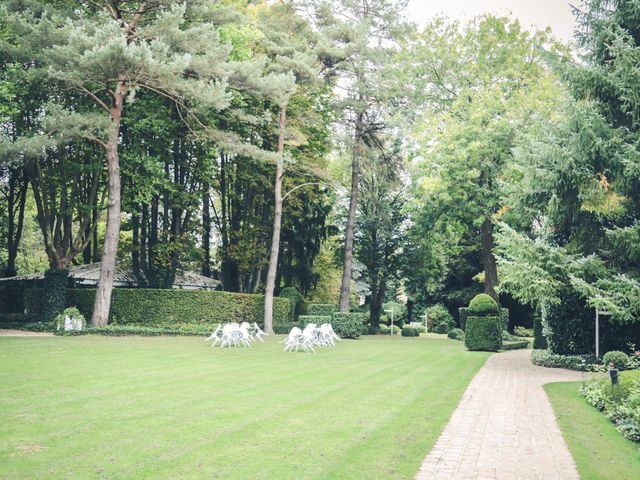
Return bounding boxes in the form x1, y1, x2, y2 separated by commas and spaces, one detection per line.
91, 78, 127, 327
339, 113, 363, 312
263, 105, 287, 335
481, 216, 499, 302
201, 185, 211, 277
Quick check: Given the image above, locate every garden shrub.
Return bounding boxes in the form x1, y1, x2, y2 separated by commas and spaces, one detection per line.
378, 324, 390, 334
465, 315, 501, 351
42, 269, 68, 323
401, 326, 419, 337
298, 315, 332, 327
468, 294, 499, 315
448, 328, 465, 341
603, 350, 629, 370
64, 288, 290, 328
498, 308, 509, 330
273, 323, 299, 334
530, 349, 595, 371
382, 301, 407, 326
513, 326, 534, 337
501, 340, 529, 350
331, 312, 365, 339
425, 304, 455, 330
23, 288, 43, 315
278, 287, 305, 322
54, 307, 86, 333
434, 322, 449, 334
533, 313, 547, 349
414, 325, 426, 334
307, 303, 338, 317
582, 370, 640, 442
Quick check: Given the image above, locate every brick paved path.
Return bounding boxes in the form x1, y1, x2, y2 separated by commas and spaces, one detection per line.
416, 349, 583, 480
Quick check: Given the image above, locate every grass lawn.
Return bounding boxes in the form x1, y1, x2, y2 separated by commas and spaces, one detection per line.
0, 334, 488, 479
545, 382, 640, 480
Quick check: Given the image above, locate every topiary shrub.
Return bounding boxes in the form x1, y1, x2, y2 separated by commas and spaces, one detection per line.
298, 315, 332, 327
278, 287, 305, 322
425, 304, 455, 331
465, 315, 502, 351
434, 322, 449, 334
448, 328, 465, 341
468, 293, 499, 315
401, 326, 419, 337
603, 350, 629, 370
307, 303, 338, 317
331, 312, 365, 339
42, 269, 68, 323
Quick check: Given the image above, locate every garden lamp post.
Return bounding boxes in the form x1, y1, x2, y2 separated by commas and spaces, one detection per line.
595, 307, 611, 358
385, 308, 394, 335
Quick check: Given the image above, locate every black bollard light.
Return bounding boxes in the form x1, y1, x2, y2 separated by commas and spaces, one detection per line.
610, 366, 619, 385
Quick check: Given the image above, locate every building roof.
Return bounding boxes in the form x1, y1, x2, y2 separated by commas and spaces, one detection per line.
0, 263, 220, 290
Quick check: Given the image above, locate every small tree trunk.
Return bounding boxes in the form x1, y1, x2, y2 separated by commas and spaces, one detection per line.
481, 216, 499, 302
91, 78, 127, 327
339, 112, 363, 312
263, 104, 287, 334
201, 185, 211, 277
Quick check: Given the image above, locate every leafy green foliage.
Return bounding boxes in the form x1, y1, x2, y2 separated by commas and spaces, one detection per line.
531, 350, 596, 371
465, 315, 502, 351
533, 313, 548, 349
298, 315, 331, 327
401, 326, 419, 337
501, 340, 529, 350
61, 288, 290, 329
278, 287, 305, 322
434, 322, 449, 334
54, 306, 86, 332
307, 304, 338, 317
425, 304, 455, 331
330, 312, 365, 339
603, 351, 630, 370
447, 328, 465, 341
42, 269, 68, 323
468, 294, 499, 315
513, 326, 534, 337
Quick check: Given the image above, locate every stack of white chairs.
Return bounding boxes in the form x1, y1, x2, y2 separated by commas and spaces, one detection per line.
282, 323, 340, 353
205, 322, 269, 348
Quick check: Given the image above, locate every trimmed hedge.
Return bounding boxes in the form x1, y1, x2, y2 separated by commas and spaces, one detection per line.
307, 303, 338, 316
298, 315, 332, 327
465, 315, 502, 351
468, 294, 499, 315
62, 288, 290, 328
530, 349, 596, 371
42, 269, 68, 323
501, 340, 529, 350
331, 312, 364, 339
459, 306, 508, 330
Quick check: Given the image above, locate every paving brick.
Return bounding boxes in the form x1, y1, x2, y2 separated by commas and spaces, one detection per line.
415, 349, 581, 480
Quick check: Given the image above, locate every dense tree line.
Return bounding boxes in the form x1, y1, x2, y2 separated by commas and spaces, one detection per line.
1, 0, 639, 341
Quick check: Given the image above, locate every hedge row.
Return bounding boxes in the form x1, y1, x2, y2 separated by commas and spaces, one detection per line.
465, 315, 502, 351
307, 304, 338, 316
298, 315, 332, 326
501, 340, 530, 350
23, 288, 290, 328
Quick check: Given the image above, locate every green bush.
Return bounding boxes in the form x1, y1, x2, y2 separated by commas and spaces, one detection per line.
42, 269, 68, 323
448, 328, 465, 341
273, 323, 299, 334
468, 293, 499, 315
465, 315, 501, 351
298, 315, 332, 327
307, 304, 338, 317
378, 324, 390, 334
278, 287, 305, 322
513, 326, 534, 337
63, 288, 290, 328
501, 340, 529, 350
331, 312, 364, 339
425, 304, 455, 330
54, 307, 86, 333
382, 301, 407, 325
401, 326, 419, 337
459, 306, 507, 330
434, 322, 449, 334
533, 313, 547, 349
582, 370, 640, 442
498, 308, 509, 330
603, 351, 629, 370
415, 325, 426, 334
530, 349, 596, 371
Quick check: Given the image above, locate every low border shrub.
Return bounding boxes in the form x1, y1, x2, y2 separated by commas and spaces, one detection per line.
298, 315, 332, 327
501, 340, 529, 350
530, 349, 596, 371
307, 304, 338, 316
448, 328, 465, 341
401, 326, 419, 337
434, 322, 449, 334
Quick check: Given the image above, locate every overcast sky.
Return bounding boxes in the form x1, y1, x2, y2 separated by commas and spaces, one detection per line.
406, 0, 577, 44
